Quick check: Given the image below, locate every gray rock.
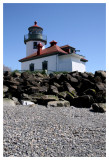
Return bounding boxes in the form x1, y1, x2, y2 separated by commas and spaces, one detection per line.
96, 82, 106, 91
91, 103, 106, 112
12, 97, 20, 105
47, 100, 70, 107
3, 85, 9, 92
95, 70, 106, 80
12, 72, 21, 77
3, 98, 16, 106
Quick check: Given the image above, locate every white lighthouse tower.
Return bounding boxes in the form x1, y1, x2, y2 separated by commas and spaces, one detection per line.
24, 21, 47, 57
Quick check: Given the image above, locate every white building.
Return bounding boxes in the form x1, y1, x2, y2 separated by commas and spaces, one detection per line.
19, 21, 88, 73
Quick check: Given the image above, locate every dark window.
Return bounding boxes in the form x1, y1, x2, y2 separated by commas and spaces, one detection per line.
33, 42, 37, 49
29, 63, 34, 71
42, 61, 48, 70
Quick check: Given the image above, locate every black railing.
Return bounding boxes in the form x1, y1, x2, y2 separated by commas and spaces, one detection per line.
24, 34, 47, 43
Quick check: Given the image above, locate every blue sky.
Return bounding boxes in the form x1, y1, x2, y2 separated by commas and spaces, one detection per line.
3, 3, 106, 73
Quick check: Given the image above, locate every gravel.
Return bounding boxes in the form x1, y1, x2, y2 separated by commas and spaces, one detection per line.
3, 104, 106, 157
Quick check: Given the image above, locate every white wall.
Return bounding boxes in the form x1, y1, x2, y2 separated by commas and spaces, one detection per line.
58, 55, 72, 72
26, 41, 45, 57
71, 56, 86, 72
58, 54, 86, 72
21, 55, 57, 72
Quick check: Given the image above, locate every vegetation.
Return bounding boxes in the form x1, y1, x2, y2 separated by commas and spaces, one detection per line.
54, 71, 68, 74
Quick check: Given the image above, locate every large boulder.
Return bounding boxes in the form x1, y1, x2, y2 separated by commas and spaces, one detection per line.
49, 85, 59, 95
95, 70, 106, 80
91, 103, 106, 112
83, 89, 96, 97
12, 71, 21, 77
95, 82, 106, 91
94, 76, 102, 83
37, 95, 59, 105
47, 100, 70, 107
4, 71, 11, 76
79, 72, 88, 79
94, 91, 106, 103
27, 86, 48, 94
72, 95, 94, 108
63, 82, 77, 95
21, 72, 30, 79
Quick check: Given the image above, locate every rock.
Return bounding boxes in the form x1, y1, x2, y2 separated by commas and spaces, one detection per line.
27, 86, 48, 94
35, 72, 44, 78
91, 103, 106, 112
95, 70, 106, 80
4, 71, 11, 76
53, 82, 61, 88
87, 72, 95, 82
58, 91, 67, 99
64, 82, 77, 95
65, 92, 75, 104
17, 85, 25, 93
95, 82, 106, 91
80, 72, 88, 78
83, 89, 96, 97
37, 95, 59, 105
21, 93, 29, 99
49, 85, 58, 95
3, 98, 16, 106
66, 74, 78, 83
3, 85, 9, 93
94, 76, 102, 83
72, 95, 94, 108
95, 91, 106, 103
49, 73, 54, 78
12, 71, 21, 77
4, 79, 20, 86
47, 100, 70, 107
21, 72, 30, 79
12, 97, 20, 105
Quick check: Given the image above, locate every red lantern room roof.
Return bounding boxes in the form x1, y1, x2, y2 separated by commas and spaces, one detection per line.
28, 21, 43, 30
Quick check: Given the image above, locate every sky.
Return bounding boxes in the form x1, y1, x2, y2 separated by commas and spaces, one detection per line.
3, 3, 106, 73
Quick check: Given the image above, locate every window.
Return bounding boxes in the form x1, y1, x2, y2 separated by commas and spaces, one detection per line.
29, 63, 34, 71
33, 42, 37, 49
42, 61, 48, 70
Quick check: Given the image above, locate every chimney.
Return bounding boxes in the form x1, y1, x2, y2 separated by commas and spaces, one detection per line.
50, 40, 57, 47
37, 43, 43, 56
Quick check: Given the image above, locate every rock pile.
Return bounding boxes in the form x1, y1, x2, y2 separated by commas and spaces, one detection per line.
3, 70, 106, 112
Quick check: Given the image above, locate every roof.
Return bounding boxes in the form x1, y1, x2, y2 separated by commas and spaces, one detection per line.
19, 44, 68, 62
28, 21, 43, 30
60, 45, 75, 49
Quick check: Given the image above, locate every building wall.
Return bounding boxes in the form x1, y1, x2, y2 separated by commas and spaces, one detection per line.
26, 41, 45, 57
21, 55, 57, 73
21, 54, 86, 73
71, 56, 86, 72
58, 55, 72, 72
58, 54, 86, 72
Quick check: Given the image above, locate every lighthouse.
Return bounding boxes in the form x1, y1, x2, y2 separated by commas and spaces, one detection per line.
24, 21, 47, 57
19, 21, 88, 73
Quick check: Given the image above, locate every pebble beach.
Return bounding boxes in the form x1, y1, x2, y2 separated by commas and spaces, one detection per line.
3, 104, 106, 157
